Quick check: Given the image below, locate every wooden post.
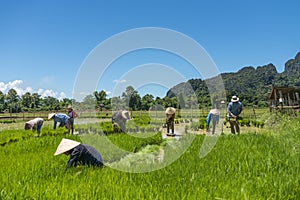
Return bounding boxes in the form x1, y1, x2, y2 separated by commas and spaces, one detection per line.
296, 92, 300, 105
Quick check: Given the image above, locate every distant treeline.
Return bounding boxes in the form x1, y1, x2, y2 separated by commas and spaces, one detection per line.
2, 52, 299, 112
0, 86, 183, 113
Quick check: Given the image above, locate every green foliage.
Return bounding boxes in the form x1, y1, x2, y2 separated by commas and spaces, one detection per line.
167, 52, 300, 108
0, 116, 299, 199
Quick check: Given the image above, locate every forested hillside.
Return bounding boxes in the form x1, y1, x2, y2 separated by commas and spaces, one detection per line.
167, 52, 300, 107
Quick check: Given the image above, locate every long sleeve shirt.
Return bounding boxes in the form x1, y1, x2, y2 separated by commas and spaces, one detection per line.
68, 110, 78, 119
206, 109, 219, 126
227, 101, 243, 118
25, 118, 44, 132
67, 144, 103, 168
53, 113, 70, 129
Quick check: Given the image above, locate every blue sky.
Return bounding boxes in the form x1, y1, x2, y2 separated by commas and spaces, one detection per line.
0, 0, 299, 100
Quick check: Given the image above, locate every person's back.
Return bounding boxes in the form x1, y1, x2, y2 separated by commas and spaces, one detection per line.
206, 108, 219, 134
54, 113, 69, 122
54, 138, 103, 169
25, 117, 44, 135
67, 144, 103, 168
227, 101, 243, 117
52, 113, 70, 130
165, 107, 176, 134
112, 110, 130, 132
227, 96, 243, 134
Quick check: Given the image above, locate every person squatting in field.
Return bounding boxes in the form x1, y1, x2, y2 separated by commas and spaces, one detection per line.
227, 95, 243, 134
48, 113, 71, 132
165, 107, 176, 135
206, 107, 220, 135
112, 110, 131, 132
67, 105, 78, 134
54, 138, 103, 168
24, 117, 44, 136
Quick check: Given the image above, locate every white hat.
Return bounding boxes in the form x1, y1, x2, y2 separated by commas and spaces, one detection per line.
48, 113, 56, 120
231, 96, 239, 102
121, 110, 131, 120
165, 107, 176, 114
210, 108, 219, 115
54, 138, 81, 156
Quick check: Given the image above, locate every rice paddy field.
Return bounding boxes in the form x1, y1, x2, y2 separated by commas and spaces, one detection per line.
0, 109, 299, 199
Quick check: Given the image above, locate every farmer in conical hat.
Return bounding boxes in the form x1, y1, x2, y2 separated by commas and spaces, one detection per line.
165, 107, 176, 135
48, 113, 71, 132
54, 138, 103, 168
112, 110, 131, 132
24, 117, 44, 136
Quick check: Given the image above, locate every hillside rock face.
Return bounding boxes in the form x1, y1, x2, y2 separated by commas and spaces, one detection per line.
166, 52, 300, 106
284, 52, 300, 76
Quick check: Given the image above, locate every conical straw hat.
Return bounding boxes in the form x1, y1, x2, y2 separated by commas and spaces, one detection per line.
121, 110, 130, 119
48, 113, 56, 120
210, 108, 219, 115
54, 138, 81, 156
165, 107, 176, 114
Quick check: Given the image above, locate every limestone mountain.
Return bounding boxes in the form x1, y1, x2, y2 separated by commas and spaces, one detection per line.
166, 52, 300, 107
283, 52, 300, 76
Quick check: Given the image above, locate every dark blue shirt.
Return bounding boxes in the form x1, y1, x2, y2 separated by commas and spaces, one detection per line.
227, 101, 243, 117
67, 144, 103, 168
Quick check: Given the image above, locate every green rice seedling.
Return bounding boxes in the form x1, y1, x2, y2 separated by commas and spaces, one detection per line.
0, 115, 299, 199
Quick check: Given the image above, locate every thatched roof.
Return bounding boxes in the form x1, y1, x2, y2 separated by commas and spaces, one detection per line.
268, 86, 300, 99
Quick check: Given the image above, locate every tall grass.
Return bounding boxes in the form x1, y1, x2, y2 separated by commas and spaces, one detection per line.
0, 114, 299, 199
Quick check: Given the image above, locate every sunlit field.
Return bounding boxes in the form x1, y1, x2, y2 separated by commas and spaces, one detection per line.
0, 109, 299, 199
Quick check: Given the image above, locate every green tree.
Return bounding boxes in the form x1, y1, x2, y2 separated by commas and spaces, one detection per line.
0, 91, 5, 112
21, 92, 32, 110
82, 94, 96, 110
141, 94, 154, 110
154, 97, 164, 108
31, 93, 42, 110
60, 98, 73, 110
122, 86, 141, 111
111, 96, 123, 110
5, 89, 20, 113
94, 90, 107, 110
42, 96, 60, 111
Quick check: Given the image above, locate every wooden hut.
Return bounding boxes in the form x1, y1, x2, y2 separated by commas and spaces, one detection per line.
268, 86, 300, 113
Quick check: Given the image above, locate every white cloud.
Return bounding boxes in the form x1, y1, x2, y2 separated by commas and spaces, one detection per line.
0, 82, 7, 92
0, 80, 68, 100
0, 80, 23, 93
8, 80, 23, 88
105, 90, 112, 95
39, 89, 57, 98
113, 79, 127, 83
59, 92, 66, 100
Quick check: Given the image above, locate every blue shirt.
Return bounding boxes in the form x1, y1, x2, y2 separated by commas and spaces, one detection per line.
53, 113, 70, 129
206, 109, 220, 125
227, 101, 243, 118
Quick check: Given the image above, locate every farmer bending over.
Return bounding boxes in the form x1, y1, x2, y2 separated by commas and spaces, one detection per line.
112, 110, 131, 132
54, 138, 103, 168
165, 107, 176, 135
206, 108, 219, 135
48, 113, 71, 132
24, 117, 44, 136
